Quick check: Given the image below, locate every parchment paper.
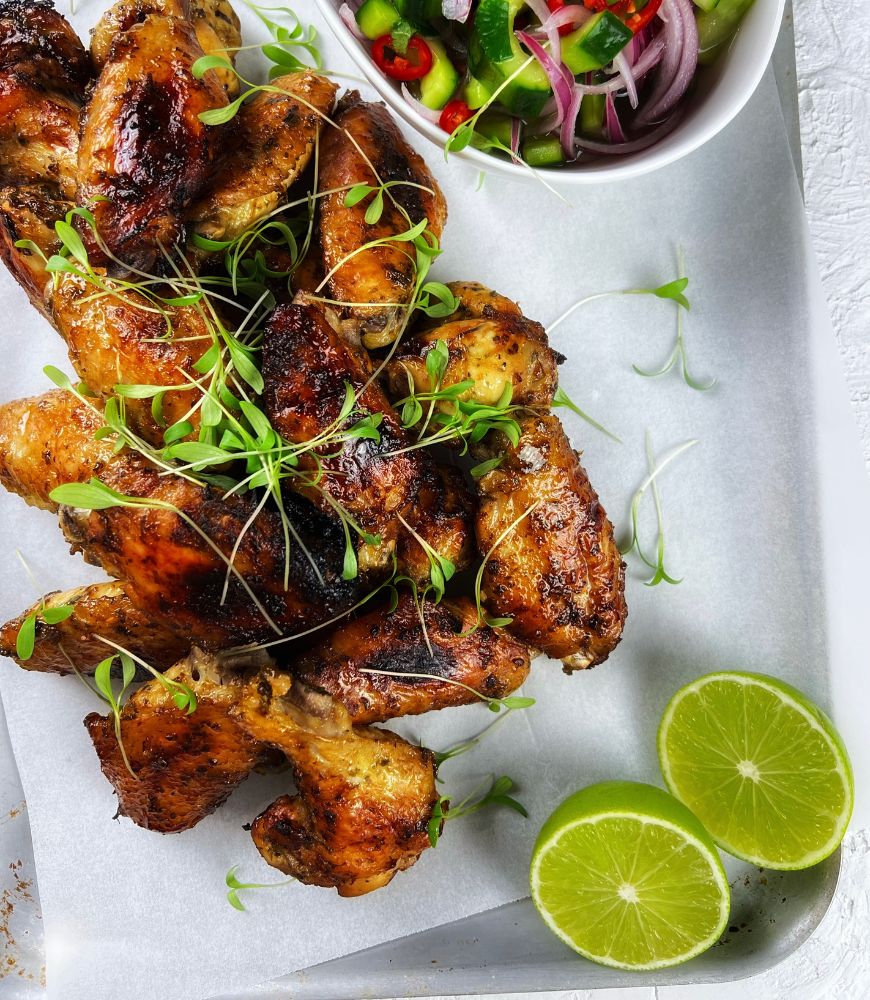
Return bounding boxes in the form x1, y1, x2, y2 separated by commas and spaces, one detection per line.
0, 5, 828, 998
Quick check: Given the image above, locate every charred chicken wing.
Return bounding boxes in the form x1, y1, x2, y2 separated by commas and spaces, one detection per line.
475, 412, 626, 670
317, 92, 447, 348
77, 12, 227, 271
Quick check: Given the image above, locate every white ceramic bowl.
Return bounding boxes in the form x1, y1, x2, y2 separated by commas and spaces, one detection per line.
315, 0, 785, 184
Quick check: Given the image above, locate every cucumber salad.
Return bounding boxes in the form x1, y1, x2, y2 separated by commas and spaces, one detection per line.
340, 0, 757, 166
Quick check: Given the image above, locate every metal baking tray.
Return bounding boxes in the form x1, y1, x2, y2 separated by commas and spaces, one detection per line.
0, 10, 854, 998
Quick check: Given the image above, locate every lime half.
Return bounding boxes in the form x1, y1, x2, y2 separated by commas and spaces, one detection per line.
658, 671, 853, 870
530, 781, 729, 971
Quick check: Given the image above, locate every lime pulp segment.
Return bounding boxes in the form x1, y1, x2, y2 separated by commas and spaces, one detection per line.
658, 671, 854, 870
530, 782, 730, 971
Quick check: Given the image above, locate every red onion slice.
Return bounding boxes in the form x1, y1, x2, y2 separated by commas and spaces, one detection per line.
524, 0, 562, 57
515, 28, 574, 127
636, 0, 698, 123
338, 2, 365, 40
575, 107, 684, 154
567, 35, 665, 97
561, 85, 583, 159
604, 93, 626, 142
442, 0, 473, 23
543, 4, 592, 34
400, 83, 442, 125
612, 50, 638, 109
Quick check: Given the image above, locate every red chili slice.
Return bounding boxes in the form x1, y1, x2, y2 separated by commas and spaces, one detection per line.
439, 99, 473, 133
583, 0, 663, 33
371, 33, 433, 81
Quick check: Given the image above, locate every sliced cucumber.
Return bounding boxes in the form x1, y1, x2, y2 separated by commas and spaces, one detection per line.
463, 75, 495, 110
580, 92, 605, 136
469, 4, 551, 119
395, 0, 441, 28
419, 38, 460, 109
522, 136, 565, 167
697, 0, 755, 62
476, 113, 513, 147
692, 0, 720, 11
560, 11, 633, 74
356, 0, 400, 40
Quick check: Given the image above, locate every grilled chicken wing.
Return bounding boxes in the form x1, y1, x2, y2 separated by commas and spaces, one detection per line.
317, 92, 447, 348
0, 0, 91, 92
0, 391, 359, 642
0, 581, 189, 673
475, 412, 626, 669
0, 2, 85, 308
0, 76, 79, 199
91, 0, 241, 96
77, 12, 227, 272
290, 593, 530, 724
388, 283, 562, 410
85, 649, 273, 832
0, 391, 115, 510
50, 271, 211, 444
187, 71, 337, 252
242, 666, 437, 895
0, 185, 69, 314
262, 301, 425, 572
87, 648, 438, 895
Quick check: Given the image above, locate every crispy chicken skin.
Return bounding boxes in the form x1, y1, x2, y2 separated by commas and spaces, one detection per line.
0, 391, 116, 510
243, 666, 437, 895
390, 281, 562, 410
290, 593, 530, 724
262, 302, 425, 563
91, 0, 241, 96
187, 71, 337, 250
317, 92, 447, 348
476, 413, 626, 670
0, 76, 79, 199
77, 13, 227, 271
0, 0, 92, 93
0, 185, 68, 314
87, 649, 438, 895
56, 439, 359, 643
51, 271, 211, 444
0, 581, 189, 673
85, 649, 271, 832
395, 461, 475, 584
0, 391, 359, 642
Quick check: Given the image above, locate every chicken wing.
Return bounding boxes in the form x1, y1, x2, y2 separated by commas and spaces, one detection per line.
0, 185, 68, 315
86, 648, 438, 895
0, 0, 92, 93
262, 301, 425, 572
0, 390, 116, 510
395, 461, 475, 584
0, 581, 189, 673
388, 283, 562, 410
317, 91, 447, 348
77, 12, 227, 272
289, 592, 530, 724
91, 0, 241, 96
475, 412, 626, 669
186, 71, 337, 252
50, 271, 211, 444
85, 648, 272, 832
0, 391, 359, 642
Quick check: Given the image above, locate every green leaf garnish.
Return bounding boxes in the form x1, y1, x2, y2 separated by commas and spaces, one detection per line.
225, 865, 294, 911
552, 386, 621, 444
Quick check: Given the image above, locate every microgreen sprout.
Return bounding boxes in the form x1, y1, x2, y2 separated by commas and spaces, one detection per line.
396, 513, 455, 602
12, 551, 74, 661
433, 694, 536, 769
92, 651, 138, 777
552, 385, 622, 444
359, 666, 535, 717
94, 635, 198, 716
428, 775, 528, 847
546, 274, 692, 336
620, 432, 699, 587
225, 865, 294, 911
633, 295, 715, 391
